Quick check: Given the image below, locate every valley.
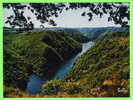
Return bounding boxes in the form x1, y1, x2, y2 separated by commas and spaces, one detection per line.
3, 27, 129, 97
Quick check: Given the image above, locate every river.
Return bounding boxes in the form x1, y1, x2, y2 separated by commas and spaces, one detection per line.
26, 41, 94, 94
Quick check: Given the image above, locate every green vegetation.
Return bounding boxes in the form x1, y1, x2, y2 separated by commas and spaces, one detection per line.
4, 30, 82, 90
41, 30, 129, 97
4, 29, 129, 97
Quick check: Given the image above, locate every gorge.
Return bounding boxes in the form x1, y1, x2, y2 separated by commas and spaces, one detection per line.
26, 41, 94, 94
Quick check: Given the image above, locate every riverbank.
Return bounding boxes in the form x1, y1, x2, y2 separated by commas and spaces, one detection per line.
26, 42, 94, 94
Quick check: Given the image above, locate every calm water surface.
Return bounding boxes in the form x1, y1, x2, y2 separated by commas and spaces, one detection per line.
54, 42, 94, 79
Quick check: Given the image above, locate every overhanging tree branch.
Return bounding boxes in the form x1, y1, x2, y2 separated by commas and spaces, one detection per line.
3, 3, 129, 29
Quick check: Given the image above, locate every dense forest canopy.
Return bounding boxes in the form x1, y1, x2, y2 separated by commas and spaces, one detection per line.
4, 3, 129, 29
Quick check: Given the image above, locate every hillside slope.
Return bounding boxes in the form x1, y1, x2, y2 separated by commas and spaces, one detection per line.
4, 30, 82, 90
41, 30, 129, 97
77, 27, 127, 40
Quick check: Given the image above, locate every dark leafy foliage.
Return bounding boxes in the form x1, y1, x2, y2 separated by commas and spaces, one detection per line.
4, 3, 129, 29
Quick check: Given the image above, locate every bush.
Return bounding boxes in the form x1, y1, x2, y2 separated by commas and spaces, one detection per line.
41, 80, 61, 95
118, 70, 129, 80
62, 82, 82, 94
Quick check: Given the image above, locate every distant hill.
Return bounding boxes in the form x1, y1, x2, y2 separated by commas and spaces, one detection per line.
63, 29, 90, 42
4, 26, 127, 41
76, 27, 128, 40
3, 27, 12, 30
33, 27, 128, 40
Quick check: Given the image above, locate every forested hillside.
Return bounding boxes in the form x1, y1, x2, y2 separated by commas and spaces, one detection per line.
62, 29, 90, 42
41, 30, 129, 97
4, 30, 82, 90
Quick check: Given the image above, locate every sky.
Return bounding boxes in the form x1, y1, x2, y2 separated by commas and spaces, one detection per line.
4, 4, 121, 28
